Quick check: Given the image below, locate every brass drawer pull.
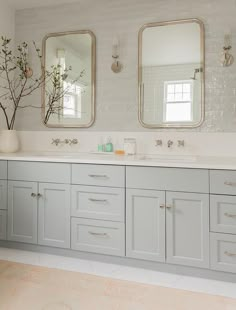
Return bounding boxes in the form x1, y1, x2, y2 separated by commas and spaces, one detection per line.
166, 205, 173, 209
160, 204, 165, 209
224, 251, 236, 257
31, 193, 37, 197
88, 174, 108, 179
89, 198, 108, 203
37, 193, 43, 198
224, 181, 236, 187
224, 212, 236, 218
88, 231, 109, 237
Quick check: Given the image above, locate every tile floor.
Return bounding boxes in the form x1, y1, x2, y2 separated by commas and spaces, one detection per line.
0, 247, 235, 299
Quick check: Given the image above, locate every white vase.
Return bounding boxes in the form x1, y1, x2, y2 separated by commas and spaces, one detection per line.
0, 130, 20, 153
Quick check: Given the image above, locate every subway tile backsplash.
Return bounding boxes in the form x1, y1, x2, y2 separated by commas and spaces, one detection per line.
14, 0, 236, 132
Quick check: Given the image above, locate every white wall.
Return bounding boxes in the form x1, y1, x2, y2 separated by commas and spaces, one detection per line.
0, 0, 15, 130
12, 0, 236, 132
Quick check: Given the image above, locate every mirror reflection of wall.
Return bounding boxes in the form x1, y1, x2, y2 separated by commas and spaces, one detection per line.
42, 31, 95, 128
139, 19, 204, 128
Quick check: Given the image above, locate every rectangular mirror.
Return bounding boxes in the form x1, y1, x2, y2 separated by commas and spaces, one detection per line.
42, 30, 96, 128
138, 19, 205, 128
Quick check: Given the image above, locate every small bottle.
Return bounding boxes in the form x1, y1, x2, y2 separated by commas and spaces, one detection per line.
105, 137, 113, 152
124, 138, 136, 155
97, 137, 104, 152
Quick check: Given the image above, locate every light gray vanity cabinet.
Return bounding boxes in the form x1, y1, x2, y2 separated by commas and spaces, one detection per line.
8, 181, 38, 244
210, 195, 236, 235
126, 189, 165, 262
0, 161, 7, 240
0, 210, 7, 240
71, 164, 125, 256
126, 166, 210, 268
7, 162, 71, 248
210, 170, 236, 273
166, 192, 210, 268
38, 183, 70, 248
0, 180, 7, 210
71, 185, 125, 222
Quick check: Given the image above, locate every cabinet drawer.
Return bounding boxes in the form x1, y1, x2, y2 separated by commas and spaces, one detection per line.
71, 218, 125, 256
210, 195, 236, 234
0, 210, 7, 240
72, 164, 125, 188
210, 233, 236, 273
71, 185, 125, 222
210, 170, 236, 195
127, 167, 209, 193
0, 161, 7, 180
8, 161, 70, 183
0, 180, 7, 210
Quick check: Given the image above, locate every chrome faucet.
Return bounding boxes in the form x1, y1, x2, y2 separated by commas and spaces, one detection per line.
51, 138, 79, 146
167, 140, 173, 148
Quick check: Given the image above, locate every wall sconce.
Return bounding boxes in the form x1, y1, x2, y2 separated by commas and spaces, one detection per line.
111, 36, 122, 73
220, 34, 234, 67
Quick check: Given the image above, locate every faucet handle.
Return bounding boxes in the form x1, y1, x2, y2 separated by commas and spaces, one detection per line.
167, 140, 173, 148
70, 139, 78, 145
155, 139, 162, 147
178, 140, 185, 147
52, 138, 60, 146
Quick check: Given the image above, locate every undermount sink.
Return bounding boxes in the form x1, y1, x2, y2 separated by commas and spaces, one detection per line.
29, 152, 82, 157
139, 154, 197, 162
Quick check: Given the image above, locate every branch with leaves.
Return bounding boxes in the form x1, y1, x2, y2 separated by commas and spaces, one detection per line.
0, 37, 86, 129
0, 37, 48, 129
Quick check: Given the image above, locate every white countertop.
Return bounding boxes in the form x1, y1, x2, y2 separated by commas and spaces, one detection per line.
0, 151, 236, 170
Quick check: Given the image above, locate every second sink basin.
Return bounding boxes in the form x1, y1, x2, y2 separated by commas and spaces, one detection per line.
139, 154, 197, 162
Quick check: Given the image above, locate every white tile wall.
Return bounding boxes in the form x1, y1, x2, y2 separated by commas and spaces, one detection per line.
17, 130, 236, 157
13, 0, 236, 132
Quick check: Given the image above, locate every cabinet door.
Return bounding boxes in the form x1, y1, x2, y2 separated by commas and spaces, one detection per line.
0, 180, 7, 210
166, 192, 209, 268
8, 181, 38, 244
38, 183, 70, 248
126, 189, 165, 262
0, 210, 7, 240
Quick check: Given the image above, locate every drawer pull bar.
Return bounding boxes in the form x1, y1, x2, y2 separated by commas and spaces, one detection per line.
224, 181, 236, 187
88, 174, 109, 179
224, 251, 236, 257
224, 212, 236, 218
88, 231, 109, 237
89, 198, 108, 203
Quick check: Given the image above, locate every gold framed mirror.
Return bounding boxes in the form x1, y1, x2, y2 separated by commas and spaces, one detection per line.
42, 30, 96, 128
138, 19, 205, 128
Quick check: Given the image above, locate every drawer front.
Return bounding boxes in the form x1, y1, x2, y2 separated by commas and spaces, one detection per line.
0, 161, 7, 180
0, 180, 7, 210
210, 170, 236, 195
127, 167, 209, 193
0, 210, 7, 240
71, 218, 125, 256
72, 164, 125, 187
210, 233, 236, 273
210, 195, 236, 234
8, 161, 70, 183
71, 185, 125, 222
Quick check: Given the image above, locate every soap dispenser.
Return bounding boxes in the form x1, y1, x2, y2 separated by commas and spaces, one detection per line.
105, 137, 113, 152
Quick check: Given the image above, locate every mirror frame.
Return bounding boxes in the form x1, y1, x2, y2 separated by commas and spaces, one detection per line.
42, 30, 96, 128
138, 18, 205, 128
